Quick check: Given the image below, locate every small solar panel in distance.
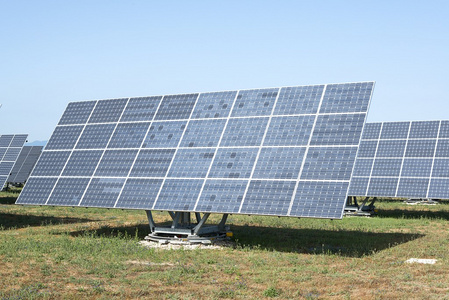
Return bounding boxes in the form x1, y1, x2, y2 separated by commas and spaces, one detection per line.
0, 134, 28, 188
17, 82, 374, 220
349, 120, 449, 199
8, 146, 43, 183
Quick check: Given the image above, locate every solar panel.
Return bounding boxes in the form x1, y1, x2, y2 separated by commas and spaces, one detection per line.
0, 134, 28, 188
17, 82, 374, 219
349, 120, 449, 199
7, 146, 43, 183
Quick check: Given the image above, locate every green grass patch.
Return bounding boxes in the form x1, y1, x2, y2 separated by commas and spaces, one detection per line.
1, 192, 449, 298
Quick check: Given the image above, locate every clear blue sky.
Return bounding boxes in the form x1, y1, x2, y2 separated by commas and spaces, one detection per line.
1, 1, 448, 142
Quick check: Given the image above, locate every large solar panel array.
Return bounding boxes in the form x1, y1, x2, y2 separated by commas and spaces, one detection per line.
8, 146, 43, 184
0, 134, 28, 189
349, 120, 449, 199
17, 82, 374, 219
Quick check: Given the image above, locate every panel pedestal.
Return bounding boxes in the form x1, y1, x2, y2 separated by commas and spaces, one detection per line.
344, 196, 377, 217
144, 211, 232, 245
404, 198, 439, 205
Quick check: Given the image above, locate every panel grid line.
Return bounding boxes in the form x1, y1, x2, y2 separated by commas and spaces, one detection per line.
76, 98, 131, 206
286, 85, 327, 216
393, 121, 412, 197
365, 122, 384, 196
43, 101, 101, 205
112, 96, 165, 208
426, 120, 442, 198
237, 88, 282, 213
150, 93, 202, 210
192, 91, 241, 211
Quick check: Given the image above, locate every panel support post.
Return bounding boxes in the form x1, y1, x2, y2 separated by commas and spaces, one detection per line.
192, 213, 210, 235
146, 210, 156, 232
344, 196, 377, 217
144, 211, 232, 245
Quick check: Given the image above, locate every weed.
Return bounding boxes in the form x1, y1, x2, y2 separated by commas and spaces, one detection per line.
263, 286, 281, 297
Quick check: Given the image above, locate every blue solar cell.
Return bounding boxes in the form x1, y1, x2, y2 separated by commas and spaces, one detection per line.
154, 94, 198, 120
115, 178, 163, 209
8, 146, 43, 183
0, 162, 14, 175
231, 88, 278, 117
0, 176, 7, 188
129, 149, 175, 177
76, 124, 116, 149
3, 148, 21, 161
253, 147, 306, 179
357, 140, 378, 158
371, 158, 402, 177
301, 147, 358, 180
435, 139, 449, 157
310, 114, 365, 146
290, 181, 348, 219
220, 117, 269, 147
396, 178, 429, 198
16, 177, 58, 205
0, 135, 13, 147
0, 148, 6, 160
376, 140, 406, 157
196, 180, 248, 213
62, 150, 103, 176
367, 177, 398, 197
168, 149, 214, 178
47, 178, 90, 206
431, 159, 449, 178
191, 91, 237, 119
380, 122, 410, 139
88, 98, 128, 124
58, 101, 96, 125
120, 96, 162, 122
348, 177, 369, 196
274, 85, 324, 115
108, 122, 150, 148
352, 158, 373, 177
180, 119, 226, 148
142, 121, 187, 148
46, 126, 84, 150
428, 178, 449, 198
361, 122, 382, 140
80, 178, 126, 207
240, 180, 295, 215
31, 151, 71, 176
401, 158, 432, 177
94, 150, 138, 177
264, 115, 314, 146
438, 121, 449, 138
319, 82, 373, 114
154, 179, 203, 211
10, 135, 28, 147
208, 148, 258, 179
405, 139, 436, 158
408, 121, 439, 139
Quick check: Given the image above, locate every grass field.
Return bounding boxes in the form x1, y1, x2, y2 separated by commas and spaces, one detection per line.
1, 190, 449, 299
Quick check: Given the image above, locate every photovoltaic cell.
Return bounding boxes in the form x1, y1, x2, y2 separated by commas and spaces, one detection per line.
349, 120, 449, 199
17, 82, 374, 219
8, 146, 43, 183
0, 134, 28, 188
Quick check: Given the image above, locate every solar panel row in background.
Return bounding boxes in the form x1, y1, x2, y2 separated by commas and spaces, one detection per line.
17, 82, 374, 219
8, 146, 43, 183
0, 134, 28, 189
349, 120, 449, 199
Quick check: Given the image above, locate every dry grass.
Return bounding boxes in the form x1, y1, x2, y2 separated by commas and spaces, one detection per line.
1, 193, 449, 299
